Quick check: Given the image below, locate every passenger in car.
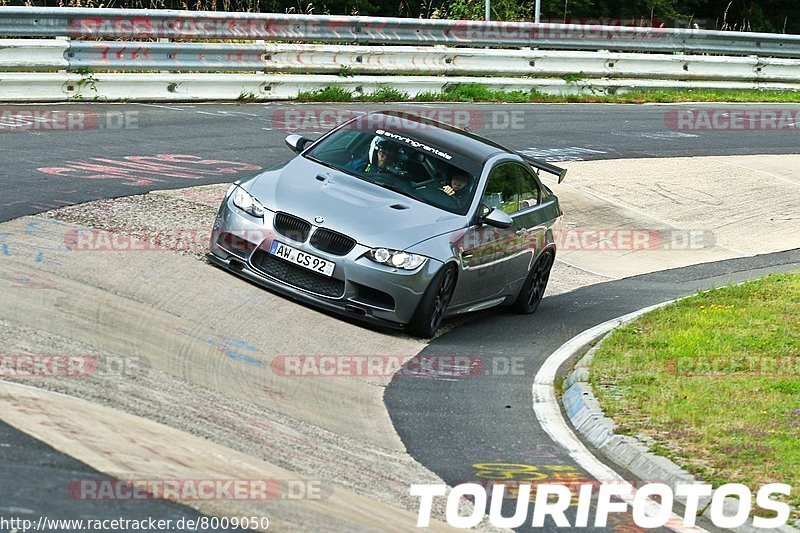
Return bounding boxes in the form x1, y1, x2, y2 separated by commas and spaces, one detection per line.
442, 170, 472, 203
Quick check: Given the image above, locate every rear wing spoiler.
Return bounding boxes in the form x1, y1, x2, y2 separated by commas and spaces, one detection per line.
519, 154, 568, 184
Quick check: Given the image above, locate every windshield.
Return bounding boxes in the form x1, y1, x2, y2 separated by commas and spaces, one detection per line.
304, 123, 480, 215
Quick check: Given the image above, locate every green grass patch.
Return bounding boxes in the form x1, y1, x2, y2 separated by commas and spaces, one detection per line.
420, 83, 535, 103
296, 86, 353, 102
363, 86, 410, 102
599, 88, 800, 104
589, 272, 800, 523
292, 84, 800, 104
237, 91, 258, 102
337, 65, 355, 78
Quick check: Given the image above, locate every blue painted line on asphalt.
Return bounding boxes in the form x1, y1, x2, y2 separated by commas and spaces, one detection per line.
224, 350, 263, 367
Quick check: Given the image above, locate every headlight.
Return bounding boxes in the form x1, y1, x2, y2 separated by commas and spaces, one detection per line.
232, 186, 265, 218
367, 248, 427, 270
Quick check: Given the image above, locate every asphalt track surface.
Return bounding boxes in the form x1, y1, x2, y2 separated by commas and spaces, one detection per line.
1, 102, 799, 531
0, 420, 244, 532
3, 102, 800, 222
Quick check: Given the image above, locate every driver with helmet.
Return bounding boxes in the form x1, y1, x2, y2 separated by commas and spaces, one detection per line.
345, 136, 400, 174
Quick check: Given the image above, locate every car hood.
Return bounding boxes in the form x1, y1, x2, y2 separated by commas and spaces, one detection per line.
246, 156, 465, 250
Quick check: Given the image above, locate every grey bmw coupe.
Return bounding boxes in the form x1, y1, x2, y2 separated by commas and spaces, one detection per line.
209, 111, 565, 338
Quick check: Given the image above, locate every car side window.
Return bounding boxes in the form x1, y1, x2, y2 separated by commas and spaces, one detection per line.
483, 163, 519, 215
483, 162, 542, 215
517, 166, 541, 210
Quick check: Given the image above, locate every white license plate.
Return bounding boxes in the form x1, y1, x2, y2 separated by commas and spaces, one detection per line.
268, 240, 335, 277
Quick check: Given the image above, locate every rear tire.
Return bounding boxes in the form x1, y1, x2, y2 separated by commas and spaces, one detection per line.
513, 250, 554, 314
407, 264, 457, 339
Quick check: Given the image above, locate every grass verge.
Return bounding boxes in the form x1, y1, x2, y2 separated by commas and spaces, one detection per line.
589, 271, 800, 523
296, 83, 800, 103
296, 86, 354, 102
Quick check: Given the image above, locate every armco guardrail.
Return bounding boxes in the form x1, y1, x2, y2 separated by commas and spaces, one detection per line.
41, 42, 800, 82
1, 7, 800, 102
5, 73, 798, 103
0, 38, 68, 69
3, 7, 800, 57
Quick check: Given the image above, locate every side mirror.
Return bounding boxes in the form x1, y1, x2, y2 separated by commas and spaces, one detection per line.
285, 134, 309, 153
481, 206, 513, 229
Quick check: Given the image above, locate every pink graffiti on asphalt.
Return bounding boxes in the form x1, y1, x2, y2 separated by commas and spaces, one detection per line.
37, 154, 262, 187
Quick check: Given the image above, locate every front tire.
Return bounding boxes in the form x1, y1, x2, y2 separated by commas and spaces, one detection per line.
513, 250, 554, 314
407, 264, 457, 339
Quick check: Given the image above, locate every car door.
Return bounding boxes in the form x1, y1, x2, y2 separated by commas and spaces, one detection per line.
507, 163, 552, 289
452, 161, 530, 305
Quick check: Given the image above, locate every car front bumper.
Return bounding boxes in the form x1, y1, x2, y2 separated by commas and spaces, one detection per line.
208, 194, 443, 327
